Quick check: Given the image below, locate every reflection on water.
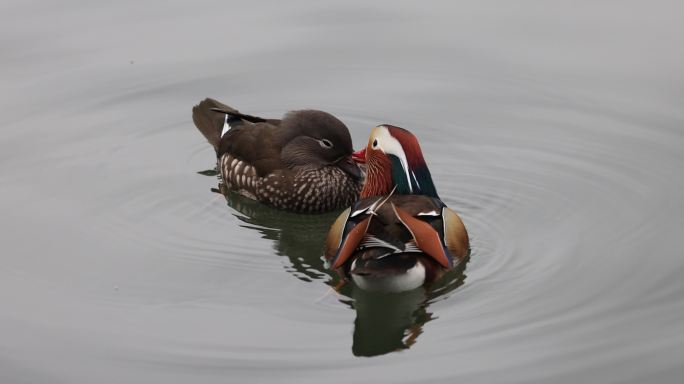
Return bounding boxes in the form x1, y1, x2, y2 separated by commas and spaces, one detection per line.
213, 175, 336, 283
209, 171, 468, 356
347, 289, 432, 356
342, 259, 468, 356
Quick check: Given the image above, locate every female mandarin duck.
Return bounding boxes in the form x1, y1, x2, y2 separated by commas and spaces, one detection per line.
192, 98, 363, 213
325, 125, 469, 292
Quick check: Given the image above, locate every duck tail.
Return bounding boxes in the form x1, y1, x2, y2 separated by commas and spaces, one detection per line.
192, 98, 239, 152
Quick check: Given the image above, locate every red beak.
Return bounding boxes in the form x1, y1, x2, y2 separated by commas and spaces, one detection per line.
352, 148, 366, 163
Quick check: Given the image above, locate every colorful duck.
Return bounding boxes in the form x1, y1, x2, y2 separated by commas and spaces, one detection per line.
192, 98, 363, 213
325, 125, 469, 292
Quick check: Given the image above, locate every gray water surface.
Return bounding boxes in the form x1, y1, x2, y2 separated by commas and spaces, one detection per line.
2, 1, 684, 383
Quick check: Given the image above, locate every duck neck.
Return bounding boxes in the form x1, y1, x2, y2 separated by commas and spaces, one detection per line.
360, 154, 439, 199
360, 154, 393, 198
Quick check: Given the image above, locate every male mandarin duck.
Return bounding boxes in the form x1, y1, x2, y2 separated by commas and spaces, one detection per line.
325, 125, 469, 292
192, 98, 363, 213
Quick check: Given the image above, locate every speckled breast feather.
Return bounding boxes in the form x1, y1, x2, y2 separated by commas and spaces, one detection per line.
220, 153, 361, 213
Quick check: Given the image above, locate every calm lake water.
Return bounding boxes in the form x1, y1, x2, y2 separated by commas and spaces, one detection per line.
2, 0, 683, 383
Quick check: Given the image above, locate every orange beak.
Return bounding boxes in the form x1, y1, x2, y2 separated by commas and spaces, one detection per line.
352, 148, 366, 163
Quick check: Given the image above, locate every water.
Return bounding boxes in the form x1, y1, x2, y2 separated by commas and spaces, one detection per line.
2, 0, 683, 382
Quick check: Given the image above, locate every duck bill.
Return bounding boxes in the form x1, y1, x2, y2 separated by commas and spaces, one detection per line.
352, 148, 367, 164
336, 155, 363, 180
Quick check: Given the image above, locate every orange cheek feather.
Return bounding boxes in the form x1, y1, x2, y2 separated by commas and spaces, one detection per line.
361, 149, 393, 198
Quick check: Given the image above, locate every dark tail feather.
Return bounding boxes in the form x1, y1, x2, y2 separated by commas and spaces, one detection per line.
192, 98, 238, 152
192, 98, 269, 152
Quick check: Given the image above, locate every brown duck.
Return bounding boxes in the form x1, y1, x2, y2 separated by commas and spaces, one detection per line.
192, 98, 363, 213
325, 125, 469, 292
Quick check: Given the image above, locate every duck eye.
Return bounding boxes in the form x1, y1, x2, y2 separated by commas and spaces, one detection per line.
372, 139, 378, 148
319, 139, 333, 149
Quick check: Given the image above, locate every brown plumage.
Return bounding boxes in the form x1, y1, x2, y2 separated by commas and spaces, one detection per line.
192, 98, 363, 213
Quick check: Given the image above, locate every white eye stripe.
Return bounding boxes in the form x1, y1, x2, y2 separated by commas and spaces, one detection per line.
319, 138, 333, 148
374, 127, 412, 193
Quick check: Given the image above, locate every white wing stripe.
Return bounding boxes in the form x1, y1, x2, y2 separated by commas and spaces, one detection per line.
220, 114, 231, 138
417, 210, 439, 216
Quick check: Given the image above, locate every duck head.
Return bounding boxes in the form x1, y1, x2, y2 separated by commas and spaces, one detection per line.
356, 125, 439, 199
280, 110, 363, 180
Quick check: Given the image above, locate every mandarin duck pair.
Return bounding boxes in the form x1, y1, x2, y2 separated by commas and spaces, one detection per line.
193, 98, 469, 292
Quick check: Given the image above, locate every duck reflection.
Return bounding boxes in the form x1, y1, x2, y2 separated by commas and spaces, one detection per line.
337, 260, 468, 357
204, 176, 468, 357
214, 181, 337, 282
